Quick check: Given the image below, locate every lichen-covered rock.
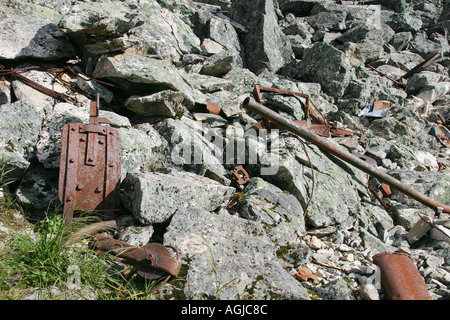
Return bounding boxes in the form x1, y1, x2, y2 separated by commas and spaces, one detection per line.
93, 52, 205, 106
0, 16, 76, 60
236, 177, 307, 244
293, 42, 364, 99
0, 99, 43, 160
58, 0, 144, 36
124, 91, 189, 117
128, 1, 201, 62
163, 207, 310, 300
229, 0, 294, 74
121, 170, 235, 224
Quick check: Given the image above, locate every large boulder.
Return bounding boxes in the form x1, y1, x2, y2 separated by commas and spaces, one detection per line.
229, 0, 294, 74
127, 1, 202, 63
0, 100, 43, 160
93, 52, 206, 107
164, 207, 311, 300
58, 0, 144, 36
293, 42, 364, 99
0, 16, 76, 60
121, 170, 235, 225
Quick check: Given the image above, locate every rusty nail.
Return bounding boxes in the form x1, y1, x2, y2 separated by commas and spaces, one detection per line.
76, 184, 83, 191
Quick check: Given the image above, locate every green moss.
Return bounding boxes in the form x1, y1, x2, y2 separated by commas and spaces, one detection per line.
307, 288, 322, 300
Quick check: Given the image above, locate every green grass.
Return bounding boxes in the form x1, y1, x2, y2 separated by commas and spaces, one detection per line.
0, 204, 176, 300
0, 157, 181, 300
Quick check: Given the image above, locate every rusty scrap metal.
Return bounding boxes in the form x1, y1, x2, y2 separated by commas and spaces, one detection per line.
367, 65, 406, 86
372, 252, 431, 300
205, 101, 221, 115
398, 53, 441, 86
380, 183, 392, 197
242, 97, 450, 214
369, 185, 392, 212
58, 94, 122, 225
230, 165, 250, 185
251, 85, 355, 138
91, 235, 182, 280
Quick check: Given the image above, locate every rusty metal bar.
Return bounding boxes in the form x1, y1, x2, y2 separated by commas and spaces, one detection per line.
242, 97, 450, 214
372, 252, 431, 300
399, 53, 441, 85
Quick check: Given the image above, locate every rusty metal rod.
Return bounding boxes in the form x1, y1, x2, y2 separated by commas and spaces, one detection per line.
242, 97, 450, 214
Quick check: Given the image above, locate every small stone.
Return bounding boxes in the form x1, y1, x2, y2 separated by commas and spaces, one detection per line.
308, 236, 323, 249
359, 283, 380, 300
345, 253, 355, 262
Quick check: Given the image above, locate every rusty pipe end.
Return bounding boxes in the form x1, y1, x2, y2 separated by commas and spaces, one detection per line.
372, 252, 431, 300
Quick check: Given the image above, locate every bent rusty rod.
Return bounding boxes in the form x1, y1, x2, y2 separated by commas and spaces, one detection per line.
243, 97, 450, 214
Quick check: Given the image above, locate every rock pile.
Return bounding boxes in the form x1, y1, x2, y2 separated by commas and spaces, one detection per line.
0, 0, 449, 300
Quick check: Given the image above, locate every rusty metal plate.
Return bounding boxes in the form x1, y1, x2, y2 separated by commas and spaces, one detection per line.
58, 98, 121, 225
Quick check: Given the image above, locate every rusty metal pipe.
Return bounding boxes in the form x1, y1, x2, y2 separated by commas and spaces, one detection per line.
242, 97, 450, 214
373, 252, 431, 300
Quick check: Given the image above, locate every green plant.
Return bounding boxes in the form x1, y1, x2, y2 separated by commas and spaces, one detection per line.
194, 233, 235, 300
0, 156, 15, 192
0, 208, 125, 299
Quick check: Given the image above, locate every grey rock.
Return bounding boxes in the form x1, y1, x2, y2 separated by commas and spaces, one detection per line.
128, 2, 201, 63
410, 31, 450, 58
309, 278, 355, 300
209, 16, 243, 55
305, 11, 347, 31
200, 50, 239, 77
237, 177, 307, 242
390, 31, 413, 51
406, 71, 447, 95
256, 137, 367, 228
416, 82, 450, 106
0, 80, 11, 105
0, 99, 43, 160
359, 283, 380, 300
335, 24, 395, 47
118, 126, 168, 179
156, 117, 229, 183
229, 0, 294, 74
0, 16, 76, 60
124, 91, 188, 117
11, 65, 77, 115
122, 170, 235, 225
15, 164, 59, 210
389, 170, 450, 211
0, 149, 30, 185
294, 42, 363, 99
163, 207, 310, 300
93, 52, 206, 106
59, 0, 144, 36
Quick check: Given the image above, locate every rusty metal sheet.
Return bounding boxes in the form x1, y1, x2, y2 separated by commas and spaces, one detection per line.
58, 96, 121, 225
91, 235, 182, 280
372, 252, 431, 300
